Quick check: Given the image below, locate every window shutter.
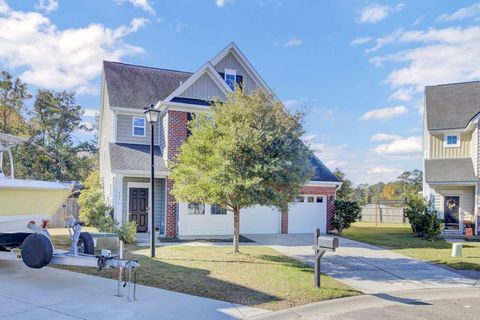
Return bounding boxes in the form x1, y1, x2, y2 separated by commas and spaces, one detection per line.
236, 75, 243, 89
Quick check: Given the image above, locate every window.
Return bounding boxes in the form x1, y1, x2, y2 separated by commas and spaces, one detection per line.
316, 196, 323, 203
444, 133, 460, 147
224, 68, 236, 90
307, 196, 314, 203
188, 203, 205, 215
296, 196, 304, 202
211, 204, 227, 215
132, 117, 145, 137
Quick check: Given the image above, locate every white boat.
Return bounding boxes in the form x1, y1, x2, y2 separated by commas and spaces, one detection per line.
0, 133, 72, 234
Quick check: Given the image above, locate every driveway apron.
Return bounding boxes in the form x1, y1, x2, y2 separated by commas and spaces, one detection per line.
245, 233, 477, 294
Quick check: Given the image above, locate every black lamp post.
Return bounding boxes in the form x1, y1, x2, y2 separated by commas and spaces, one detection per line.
144, 104, 160, 258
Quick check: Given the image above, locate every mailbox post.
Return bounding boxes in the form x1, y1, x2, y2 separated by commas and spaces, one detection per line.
312, 228, 339, 288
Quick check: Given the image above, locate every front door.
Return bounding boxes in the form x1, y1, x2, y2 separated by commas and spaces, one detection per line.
129, 188, 148, 232
444, 195, 460, 231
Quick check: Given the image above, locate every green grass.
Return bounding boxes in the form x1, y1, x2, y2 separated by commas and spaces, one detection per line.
49, 228, 359, 310
343, 222, 480, 271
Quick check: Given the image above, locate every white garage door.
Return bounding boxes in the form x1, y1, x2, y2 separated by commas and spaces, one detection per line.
240, 205, 281, 234
288, 195, 326, 233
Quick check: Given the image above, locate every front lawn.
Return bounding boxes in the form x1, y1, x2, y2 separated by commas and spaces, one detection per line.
49, 229, 359, 310
343, 222, 480, 271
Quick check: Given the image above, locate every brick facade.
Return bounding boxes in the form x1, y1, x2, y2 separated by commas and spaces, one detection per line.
165, 110, 188, 237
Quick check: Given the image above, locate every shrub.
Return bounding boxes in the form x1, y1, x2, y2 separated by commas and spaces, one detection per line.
118, 221, 137, 244
404, 195, 442, 240
332, 199, 361, 235
78, 171, 112, 226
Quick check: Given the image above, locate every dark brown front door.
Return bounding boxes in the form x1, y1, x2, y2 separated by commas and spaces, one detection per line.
129, 188, 148, 232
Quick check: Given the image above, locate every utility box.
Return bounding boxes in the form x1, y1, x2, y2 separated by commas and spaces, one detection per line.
92, 233, 120, 257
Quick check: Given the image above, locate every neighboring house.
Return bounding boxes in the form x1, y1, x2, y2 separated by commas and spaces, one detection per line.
99, 42, 341, 238
423, 81, 480, 235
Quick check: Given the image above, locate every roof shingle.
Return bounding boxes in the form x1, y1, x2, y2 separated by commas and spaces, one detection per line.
103, 61, 192, 109
424, 158, 477, 183
109, 143, 167, 172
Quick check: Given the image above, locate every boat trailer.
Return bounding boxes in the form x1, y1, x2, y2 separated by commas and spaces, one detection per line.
0, 219, 140, 301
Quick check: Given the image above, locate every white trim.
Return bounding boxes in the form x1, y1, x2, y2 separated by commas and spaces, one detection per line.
427, 181, 478, 186
210, 42, 277, 100
132, 117, 146, 137
111, 107, 146, 115
127, 182, 151, 233
305, 181, 342, 187
112, 169, 169, 177
162, 102, 211, 113
444, 133, 460, 148
163, 62, 231, 104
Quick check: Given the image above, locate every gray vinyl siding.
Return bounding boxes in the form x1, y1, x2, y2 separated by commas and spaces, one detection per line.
99, 76, 114, 205
116, 114, 160, 145
121, 177, 166, 234
472, 124, 478, 176
213, 52, 258, 94
159, 112, 168, 158
179, 73, 226, 100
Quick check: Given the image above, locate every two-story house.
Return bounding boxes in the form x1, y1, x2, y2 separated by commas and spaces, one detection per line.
99, 42, 341, 238
423, 81, 480, 235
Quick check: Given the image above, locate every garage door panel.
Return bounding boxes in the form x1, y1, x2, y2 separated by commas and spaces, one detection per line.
288, 195, 326, 233
240, 206, 281, 234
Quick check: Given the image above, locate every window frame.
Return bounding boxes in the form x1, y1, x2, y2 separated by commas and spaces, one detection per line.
210, 204, 227, 215
132, 117, 146, 137
224, 68, 237, 91
444, 133, 460, 148
188, 203, 205, 215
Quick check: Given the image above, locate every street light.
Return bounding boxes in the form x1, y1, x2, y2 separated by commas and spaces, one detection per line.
144, 104, 161, 258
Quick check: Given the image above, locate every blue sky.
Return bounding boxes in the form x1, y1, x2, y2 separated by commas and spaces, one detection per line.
1, 0, 479, 184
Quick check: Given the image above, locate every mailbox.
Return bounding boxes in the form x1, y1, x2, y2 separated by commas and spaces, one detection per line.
313, 236, 339, 252
312, 228, 339, 288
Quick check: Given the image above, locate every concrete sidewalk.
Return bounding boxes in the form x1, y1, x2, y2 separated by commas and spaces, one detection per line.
0, 260, 268, 320
245, 233, 478, 293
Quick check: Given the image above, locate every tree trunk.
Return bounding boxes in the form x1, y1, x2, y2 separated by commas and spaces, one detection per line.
233, 206, 240, 254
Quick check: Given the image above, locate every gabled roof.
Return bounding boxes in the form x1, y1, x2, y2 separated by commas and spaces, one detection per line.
425, 81, 480, 131
109, 143, 166, 172
309, 155, 340, 183
163, 62, 231, 104
103, 61, 192, 109
424, 158, 477, 183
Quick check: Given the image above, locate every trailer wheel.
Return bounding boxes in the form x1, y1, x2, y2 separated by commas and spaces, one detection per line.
21, 233, 53, 269
77, 232, 94, 255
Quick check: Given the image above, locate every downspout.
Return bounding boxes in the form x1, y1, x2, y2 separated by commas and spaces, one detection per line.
7, 146, 14, 179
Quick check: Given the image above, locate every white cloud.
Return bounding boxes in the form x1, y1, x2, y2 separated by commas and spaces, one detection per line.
372, 136, 422, 155
370, 26, 480, 91
282, 99, 299, 109
116, 0, 155, 15
351, 37, 372, 46
437, 3, 480, 22
359, 106, 407, 121
389, 87, 414, 102
0, 6, 146, 94
35, 0, 58, 13
283, 37, 303, 47
170, 21, 187, 33
215, 0, 235, 8
367, 166, 401, 175
365, 28, 404, 53
357, 3, 404, 24
83, 108, 99, 117
370, 133, 402, 141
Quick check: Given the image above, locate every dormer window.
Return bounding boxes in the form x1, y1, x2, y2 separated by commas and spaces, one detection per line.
132, 117, 146, 137
444, 133, 460, 147
224, 68, 236, 90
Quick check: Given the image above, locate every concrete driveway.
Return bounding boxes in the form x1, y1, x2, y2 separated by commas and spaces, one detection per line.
0, 260, 268, 320
245, 233, 478, 294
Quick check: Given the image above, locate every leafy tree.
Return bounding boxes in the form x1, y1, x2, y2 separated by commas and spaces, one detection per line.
332, 199, 361, 235
334, 168, 353, 200
381, 183, 395, 200
13, 90, 96, 181
0, 71, 30, 135
171, 88, 313, 253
